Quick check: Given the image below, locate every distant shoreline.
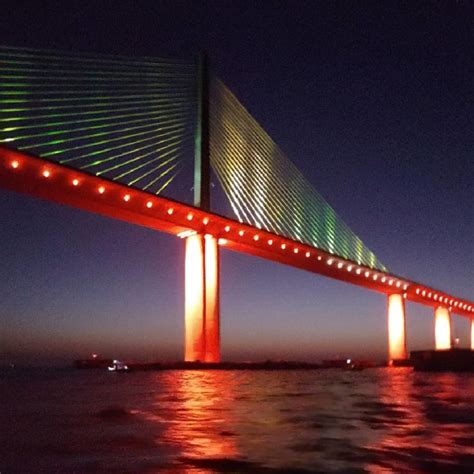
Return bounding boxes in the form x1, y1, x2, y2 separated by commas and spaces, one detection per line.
73, 359, 386, 371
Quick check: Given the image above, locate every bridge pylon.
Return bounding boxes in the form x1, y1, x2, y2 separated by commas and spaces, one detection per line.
184, 52, 220, 362
185, 233, 220, 362
434, 306, 451, 350
387, 293, 407, 364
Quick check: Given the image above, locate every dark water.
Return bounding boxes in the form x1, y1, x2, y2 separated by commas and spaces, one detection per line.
1, 367, 473, 473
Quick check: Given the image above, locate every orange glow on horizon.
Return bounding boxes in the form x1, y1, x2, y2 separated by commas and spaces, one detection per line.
435, 306, 451, 350
387, 293, 407, 362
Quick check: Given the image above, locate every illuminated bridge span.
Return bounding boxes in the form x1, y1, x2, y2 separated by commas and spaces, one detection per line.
0, 46, 472, 363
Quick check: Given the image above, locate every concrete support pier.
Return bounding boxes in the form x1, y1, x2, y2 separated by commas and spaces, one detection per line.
387, 293, 407, 364
185, 233, 220, 362
434, 306, 451, 350
471, 320, 474, 351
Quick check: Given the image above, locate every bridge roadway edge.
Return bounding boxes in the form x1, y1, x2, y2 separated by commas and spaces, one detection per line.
0, 146, 472, 320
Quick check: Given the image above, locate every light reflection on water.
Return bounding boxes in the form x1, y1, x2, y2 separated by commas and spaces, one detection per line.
1, 367, 473, 472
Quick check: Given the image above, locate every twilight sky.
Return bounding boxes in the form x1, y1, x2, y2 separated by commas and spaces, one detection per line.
0, 1, 472, 364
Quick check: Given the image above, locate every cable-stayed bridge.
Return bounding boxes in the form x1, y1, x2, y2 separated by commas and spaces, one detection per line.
0, 46, 472, 363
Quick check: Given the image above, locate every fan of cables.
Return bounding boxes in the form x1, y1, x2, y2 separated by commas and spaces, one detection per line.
0, 46, 196, 196
209, 78, 386, 271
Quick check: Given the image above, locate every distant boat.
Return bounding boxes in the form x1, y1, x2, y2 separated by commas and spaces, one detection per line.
108, 359, 130, 372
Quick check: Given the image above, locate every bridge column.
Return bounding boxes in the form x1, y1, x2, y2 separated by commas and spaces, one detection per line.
184, 233, 220, 362
434, 306, 451, 350
471, 320, 474, 351
387, 293, 407, 364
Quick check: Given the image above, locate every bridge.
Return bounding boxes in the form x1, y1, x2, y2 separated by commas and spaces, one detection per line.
0, 46, 472, 363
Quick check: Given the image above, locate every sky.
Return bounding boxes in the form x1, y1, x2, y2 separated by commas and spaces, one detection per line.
0, 1, 472, 365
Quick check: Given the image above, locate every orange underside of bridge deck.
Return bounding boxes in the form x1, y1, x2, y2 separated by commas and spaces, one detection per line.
0, 147, 472, 320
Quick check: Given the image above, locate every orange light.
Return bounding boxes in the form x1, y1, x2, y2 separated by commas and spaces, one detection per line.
365, 271, 370, 278
337, 262, 343, 269
123, 194, 130, 202
403, 284, 408, 290
435, 306, 451, 350
98, 186, 105, 194
381, 277, 386, 283
224, 226, 230, 232
281, 243, 286, 249
253, 235, 259, 241
373, 275, 378, 281
146, 201, 153, 208
11, 160, 19, 169
238, 230, 244, 236
167, 208, 174, 215
268, 239, 273, 245
396, 282, 401, 288
422, 290, 426, 297
388, 293, 407, 362
293, 248, 299, 254
356, 268, 362, 275
187, 213, 193, 221
72, 178, 79, 186
305, 251, 310, 258
218, 238, 227, 245
203, 217, 209, 225
42, 170, 50, 178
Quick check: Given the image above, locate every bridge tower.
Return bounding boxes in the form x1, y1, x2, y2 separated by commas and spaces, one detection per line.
184, 52, 220, 362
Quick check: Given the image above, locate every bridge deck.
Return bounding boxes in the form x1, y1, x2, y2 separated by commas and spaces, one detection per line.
0, 147, 472, 319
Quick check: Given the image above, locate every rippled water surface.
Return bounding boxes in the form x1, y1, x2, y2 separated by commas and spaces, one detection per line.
1, 367, 473, 473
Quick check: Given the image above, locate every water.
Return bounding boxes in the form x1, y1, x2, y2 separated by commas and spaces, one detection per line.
1, 367, 473, 473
